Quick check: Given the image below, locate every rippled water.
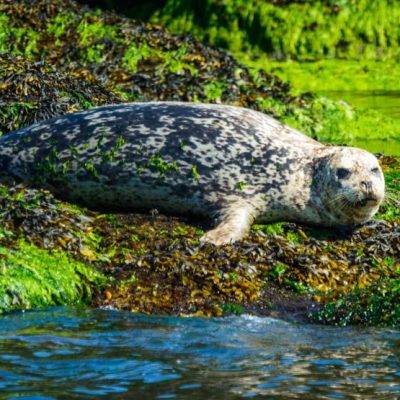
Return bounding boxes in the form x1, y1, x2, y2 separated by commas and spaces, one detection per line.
1, 307, 400, 399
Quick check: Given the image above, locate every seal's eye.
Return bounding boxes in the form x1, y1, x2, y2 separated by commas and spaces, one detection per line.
337, 168, 351, 179
371, 167, 380, 175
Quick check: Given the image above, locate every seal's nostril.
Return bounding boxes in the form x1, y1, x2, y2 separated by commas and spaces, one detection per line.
361, 181, 373, 192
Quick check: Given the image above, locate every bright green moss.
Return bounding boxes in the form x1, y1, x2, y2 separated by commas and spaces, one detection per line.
47, 12, 77, 39
0, 242, 106, 313
203, 81, 226, 102
258, 59, 400, 94
149, 0, 400, 61
123, 43, 196, 75
0, 13, 40, 58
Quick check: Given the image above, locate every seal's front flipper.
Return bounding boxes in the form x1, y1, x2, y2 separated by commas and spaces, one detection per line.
200, 204, 255, 246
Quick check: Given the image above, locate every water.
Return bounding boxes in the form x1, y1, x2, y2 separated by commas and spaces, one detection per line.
1, 307, 400, 399
319, 90, 400, 156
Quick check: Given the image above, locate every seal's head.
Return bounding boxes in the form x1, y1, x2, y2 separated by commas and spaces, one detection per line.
315, 147, 385, 226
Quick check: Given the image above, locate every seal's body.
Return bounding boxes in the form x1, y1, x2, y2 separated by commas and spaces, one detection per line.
0, 102, 385, 244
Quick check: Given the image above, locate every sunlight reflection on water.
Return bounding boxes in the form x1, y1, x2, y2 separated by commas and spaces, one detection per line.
0, 307, 400, 399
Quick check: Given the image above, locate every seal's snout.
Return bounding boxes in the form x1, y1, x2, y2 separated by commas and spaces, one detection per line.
358, 180, 380, 206
356, 178, 383, 208
361, 180, 373, 193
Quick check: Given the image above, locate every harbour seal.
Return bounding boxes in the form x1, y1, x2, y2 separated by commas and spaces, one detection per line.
0, 102, 385, 245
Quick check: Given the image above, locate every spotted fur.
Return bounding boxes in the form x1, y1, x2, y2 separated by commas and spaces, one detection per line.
0, 102, 385, 245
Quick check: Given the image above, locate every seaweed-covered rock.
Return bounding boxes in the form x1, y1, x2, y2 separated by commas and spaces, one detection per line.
136, 0, 400, 61
0, 0, 291, 101
2, 0, 399, 145
2, 0, 397, 144
0, 54, 122, 134
310, 278, 400, 327
0, 0, 299, 134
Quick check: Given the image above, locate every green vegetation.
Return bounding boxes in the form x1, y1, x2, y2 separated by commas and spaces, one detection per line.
255, 59, 400, 93
0, 54, 122, 135
135, 0, 400, 144
0, 160, 398, 320
279, 96, 400, 143
191, 165, 199, 181
312, 278, 400, 327
0, 13, 40, 58
146, 155, 179, 175
309, 158, 400, 326
0, 242, 106, 313
221, 303, 245, 316
123, 43, 196, 75
148, 0, 400, 61
376, 157, 400, 222
2, 0, 399, 145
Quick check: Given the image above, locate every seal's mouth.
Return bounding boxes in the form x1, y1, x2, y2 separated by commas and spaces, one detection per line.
356, 196, 379, 207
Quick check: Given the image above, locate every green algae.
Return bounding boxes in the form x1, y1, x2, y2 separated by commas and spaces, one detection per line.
258, 59, 400, 93
2, 1, 398, 146
376, 157, 400, 222
253, 222, 285, 236
221, 303, 244, 316
77, 17, 118, 47
311, 277, 400, 327
0, 242, 106, 313
127, 0, 400, 144
191, 165, 199, 182
237, 181, 246, 191
241, 56, 400, 144
145, 155, 178, 176
203, 81, 226, 102
0, 13, 40, 58
123, 42, 196, 75
3, 0, 395, 146
122, 43, 153, 72
147, 0, 400, 61
47, 11, 77, 39
279, 95, 400, 143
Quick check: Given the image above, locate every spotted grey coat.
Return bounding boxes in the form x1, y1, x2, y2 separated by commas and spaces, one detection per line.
0, 102, 384, 244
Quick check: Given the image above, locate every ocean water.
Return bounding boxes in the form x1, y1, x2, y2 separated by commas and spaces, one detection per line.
0, 307, 399, 399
